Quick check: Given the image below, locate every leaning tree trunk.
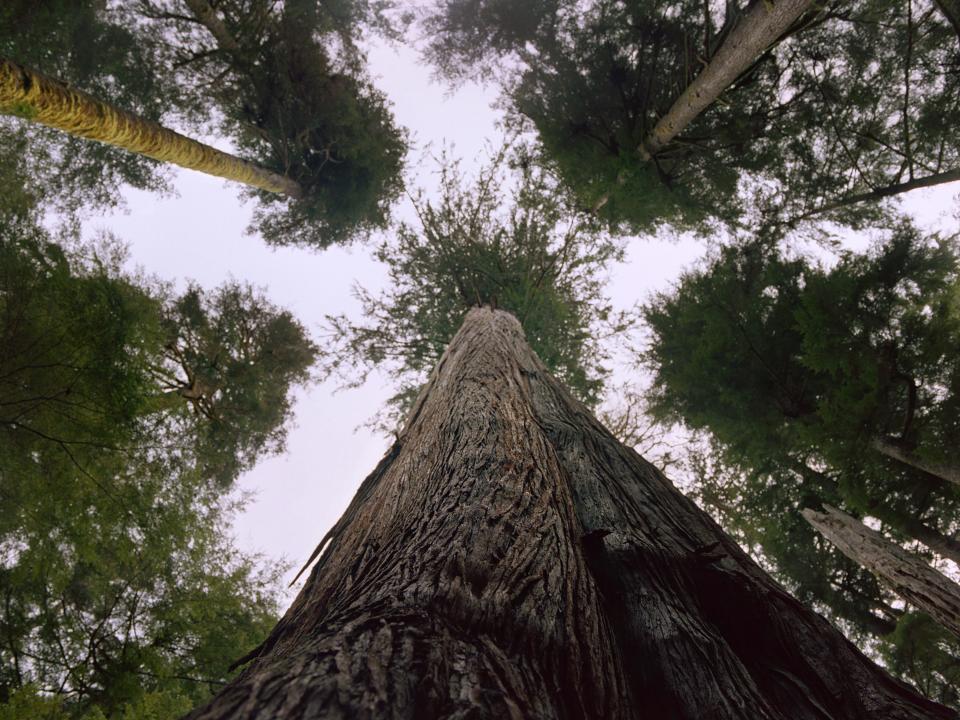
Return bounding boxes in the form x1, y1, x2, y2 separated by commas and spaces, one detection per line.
0, 58, 302, 198
803, 504, 960, 641
188, 308, 954, 720
872, 437, 960, 489
639, 0, 813, 159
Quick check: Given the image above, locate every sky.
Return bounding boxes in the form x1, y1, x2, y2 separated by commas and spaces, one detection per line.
90, 35, 959, 596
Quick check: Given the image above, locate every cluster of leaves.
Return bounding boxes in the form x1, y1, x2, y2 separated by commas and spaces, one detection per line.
319, 148, 637, 431
0, 179, 316, 715
641, 224, 960, 703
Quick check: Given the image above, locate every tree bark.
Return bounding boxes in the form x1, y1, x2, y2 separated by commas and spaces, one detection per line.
803, 504, 960, 641
639, 0, 813, 159
183, 0, 242, 53
188, 308, 955, 719
0, 58, 302, 198
872, 437, 960, 489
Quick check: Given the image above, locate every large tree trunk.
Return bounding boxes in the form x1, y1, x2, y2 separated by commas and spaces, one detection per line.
803, 504, 960, 641
639, 0, 813, 159
0, 58, 302, 198
188, 308, 954, 719
872, 437, 960, 489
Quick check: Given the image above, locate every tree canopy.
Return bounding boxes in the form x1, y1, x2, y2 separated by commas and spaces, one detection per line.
422, 0, 960, 235
318, 148, 637, 431
0, 188, 315, 716
642, 224, 960, 703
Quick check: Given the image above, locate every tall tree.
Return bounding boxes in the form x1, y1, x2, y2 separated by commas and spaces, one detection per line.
137, 0, 408, 247
423, 0, 960, 233
187, 306, 952, 719
0, 211, 314, 716
641, 224, 960, 701
0, 0, 194, 215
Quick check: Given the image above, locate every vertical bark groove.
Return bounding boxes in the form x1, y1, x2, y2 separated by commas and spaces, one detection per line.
187, 308, 955, 719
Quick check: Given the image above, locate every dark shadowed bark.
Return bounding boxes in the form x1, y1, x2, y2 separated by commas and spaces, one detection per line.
187, 308, 955, 719
803, 504, 960, 641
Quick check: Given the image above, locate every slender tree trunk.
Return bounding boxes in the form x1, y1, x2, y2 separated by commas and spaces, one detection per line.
789, 169, 960, 225
803, 504, 960, 641
0, 58, 302, 198
872, 437, 960, 489
639, 0, 813, 159
188, 308, 954, 719
183, 0, 242, 53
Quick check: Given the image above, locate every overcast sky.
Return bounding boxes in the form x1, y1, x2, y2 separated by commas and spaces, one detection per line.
87, 37, 959, 596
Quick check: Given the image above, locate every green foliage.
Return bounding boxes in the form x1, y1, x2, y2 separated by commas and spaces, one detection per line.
239, 18, 407, 247
319, 148, 635, 430
0, 216, 315, 716
423, 0, 786, 233
137, 0, 408, 248
757, 0, 960, 228
643, 223, 960, 703
424, 0, 960, 234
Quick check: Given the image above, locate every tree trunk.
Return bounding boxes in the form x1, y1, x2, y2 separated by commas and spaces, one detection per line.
0, 58, 302, 198
188, 308, 954, 719
639, 0, 813, 159
183, 0, 242, 53
803, 504, 960, 641
789, 169, 960, 225
873, 437, 960, 489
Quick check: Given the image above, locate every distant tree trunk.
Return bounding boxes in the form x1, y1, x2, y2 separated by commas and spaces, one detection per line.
0, 58, 302, 198
639, 0, 813, 159
803, 504, 960, 641
788, 169, 960, 225
872, 437, 960, 489
188, 308, 954, 720
183, 0, 242, 53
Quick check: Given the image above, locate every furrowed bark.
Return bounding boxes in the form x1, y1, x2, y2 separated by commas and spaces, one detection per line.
639, 0, 813, 159
187, 308, 955, 719
0, 58, 302, 198
872, 437, 960, 489
803, 504, 960, 641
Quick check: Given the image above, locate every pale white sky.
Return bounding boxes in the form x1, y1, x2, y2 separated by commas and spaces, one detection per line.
88, 38, 959, 596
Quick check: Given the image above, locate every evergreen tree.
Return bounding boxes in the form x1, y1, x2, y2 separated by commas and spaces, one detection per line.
0, 200, 315, 716
642, 224, 960, 702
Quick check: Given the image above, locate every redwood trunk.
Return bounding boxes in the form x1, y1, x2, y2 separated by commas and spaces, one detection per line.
803, 504, 960, 641
188, 308, 954, 719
